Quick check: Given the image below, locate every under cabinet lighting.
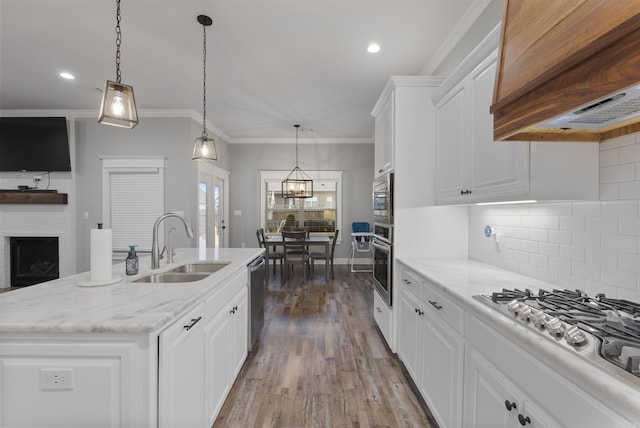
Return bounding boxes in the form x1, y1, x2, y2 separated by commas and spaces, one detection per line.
59, 72, 75, 80
476, 200, 538, 206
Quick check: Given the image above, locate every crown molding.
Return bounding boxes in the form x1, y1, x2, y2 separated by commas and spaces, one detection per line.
371, 75, 445, 117
420, 0, 496, 75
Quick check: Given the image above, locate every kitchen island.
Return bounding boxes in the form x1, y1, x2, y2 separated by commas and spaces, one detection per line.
0, 247, 263, 428
397, 258, 640, 428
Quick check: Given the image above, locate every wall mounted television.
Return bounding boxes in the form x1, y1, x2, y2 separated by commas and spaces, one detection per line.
0, 117, 71, 172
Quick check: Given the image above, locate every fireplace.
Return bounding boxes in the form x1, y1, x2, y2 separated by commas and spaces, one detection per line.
10, 237, 59, 286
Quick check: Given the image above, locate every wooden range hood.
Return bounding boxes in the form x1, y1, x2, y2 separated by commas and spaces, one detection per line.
491, 0, 640, 142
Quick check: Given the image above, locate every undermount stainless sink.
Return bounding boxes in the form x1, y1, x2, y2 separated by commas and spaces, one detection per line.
133, 272, 210, 283
169, 262, 231, 274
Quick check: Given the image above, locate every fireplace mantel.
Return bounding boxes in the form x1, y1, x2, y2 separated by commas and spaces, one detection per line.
0, 191, 68, 205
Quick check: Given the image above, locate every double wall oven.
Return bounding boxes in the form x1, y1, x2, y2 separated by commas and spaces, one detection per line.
372, 173, 393, 307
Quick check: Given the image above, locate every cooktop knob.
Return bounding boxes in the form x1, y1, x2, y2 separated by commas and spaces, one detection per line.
533, 311, 549, 329
565, 326, 587, 347
547, 318, 566, 338
519, 306, 533, 322
507, 300, 522, 316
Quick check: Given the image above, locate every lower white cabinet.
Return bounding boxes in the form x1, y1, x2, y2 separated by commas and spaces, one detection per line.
159, 303, 205, 428
204, 269, 249, 425
373, 289, 392, 345
397, 263, 465, 428
465, 314, 634, 428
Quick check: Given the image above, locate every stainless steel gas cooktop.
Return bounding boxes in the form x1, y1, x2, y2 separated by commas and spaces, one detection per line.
475, 288, 640, 387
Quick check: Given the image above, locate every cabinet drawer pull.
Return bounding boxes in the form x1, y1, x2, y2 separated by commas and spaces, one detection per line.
376, 307, 382, 313
504, 400, 516, 411
230, 305, 238, 314
428, 300, 443, 310
518, 414, 531, 426
183, 316, 202, 331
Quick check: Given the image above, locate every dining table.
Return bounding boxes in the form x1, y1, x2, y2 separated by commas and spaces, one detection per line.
266, 235, 331, 278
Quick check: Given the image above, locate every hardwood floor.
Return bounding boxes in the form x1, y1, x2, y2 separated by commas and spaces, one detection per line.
214, 265, 438, 428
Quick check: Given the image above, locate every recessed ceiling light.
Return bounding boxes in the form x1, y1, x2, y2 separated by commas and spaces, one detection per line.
59, 72, 75, 80
367, 43, 380, 54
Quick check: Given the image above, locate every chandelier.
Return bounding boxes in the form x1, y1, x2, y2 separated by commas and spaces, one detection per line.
282, 124, 313, 199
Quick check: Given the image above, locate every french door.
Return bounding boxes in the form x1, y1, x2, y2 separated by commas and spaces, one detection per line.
197, 163, 229, 248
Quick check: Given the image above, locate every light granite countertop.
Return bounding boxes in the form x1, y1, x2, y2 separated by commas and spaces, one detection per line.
0, 248, 263, 334
398, 257, 640, 422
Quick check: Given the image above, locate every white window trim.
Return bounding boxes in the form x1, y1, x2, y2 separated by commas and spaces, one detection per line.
259, 170, 343, 241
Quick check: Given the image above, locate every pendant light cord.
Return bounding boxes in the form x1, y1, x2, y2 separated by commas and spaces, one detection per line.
115, 0, 122, 84
202, 23, 208, 138
295, 125, 299, 167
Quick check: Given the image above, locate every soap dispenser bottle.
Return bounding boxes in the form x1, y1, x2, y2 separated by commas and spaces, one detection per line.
125, 245, 139, 276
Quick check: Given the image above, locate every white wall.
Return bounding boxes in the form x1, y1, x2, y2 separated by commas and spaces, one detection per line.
469, 133, 640, 302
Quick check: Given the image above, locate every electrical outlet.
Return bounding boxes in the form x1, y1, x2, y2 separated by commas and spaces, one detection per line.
33, 175, 43, 182
39, 368, 73, 390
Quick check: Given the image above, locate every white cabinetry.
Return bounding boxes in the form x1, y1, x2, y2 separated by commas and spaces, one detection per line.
465, 314, 634, 428
397, 263, 464, 428
204, 269, 249, 425
435, 29, 598, 205
373, 289, 392, 345
159, 303, 205, 428
374, 94, 394, 177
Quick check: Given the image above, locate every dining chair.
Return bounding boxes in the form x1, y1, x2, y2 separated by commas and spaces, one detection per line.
256, 228, 284, 277
282, 230, 309, 282
310, 229, 339, 280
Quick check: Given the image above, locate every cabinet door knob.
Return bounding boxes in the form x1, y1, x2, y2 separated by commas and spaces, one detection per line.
518, 414, 531, 426
183, 316, 202, 331
504, 400, 516, 411
428, 300, 443, 310
376, 307, 382, 313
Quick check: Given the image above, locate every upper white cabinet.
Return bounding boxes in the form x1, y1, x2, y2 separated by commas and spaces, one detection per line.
435, 27, 598, 205
374, 94, 394, 177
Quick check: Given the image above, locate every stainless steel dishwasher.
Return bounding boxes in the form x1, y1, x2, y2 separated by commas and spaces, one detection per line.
248, 255, 266, 350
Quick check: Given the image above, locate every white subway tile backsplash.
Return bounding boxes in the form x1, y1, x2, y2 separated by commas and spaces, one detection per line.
589, 216, 618, 233
538, 242, 559, 258
600, 164, 635, 183
548, 257, 571, 274
560, 245, 586, 262
619, 180, 640, 199
547, 203, 573, 216
521, 240, 538, 254
602, 234, 637, 254
571, 231, 601, 249
619, 218, 640, 236
586, 248, 618, 269
560, 216, 586, 231
529, 228, 548, 242
599, 183, 619, 200
536, 267, 559, 285
572, 262, 601, 281
520, 264, 537, 278
548, 230, 572, 245
538, 216, 559, 230
559, 273, 585, 289
602, 267, 637, 290
530, 253, 548, 268
602, 200, 638, 217
572, 201, 602, 217
599, 148, 619, 167
618, 287, 640, 302
619, 253, 640, 273
619, 142, 640, 163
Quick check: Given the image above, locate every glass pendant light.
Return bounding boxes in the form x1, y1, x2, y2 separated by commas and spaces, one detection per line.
192, 15, 217, 161
282, 125, 313, 199
98, 0, 138, 129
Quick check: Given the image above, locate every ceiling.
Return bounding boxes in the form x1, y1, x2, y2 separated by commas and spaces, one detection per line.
0, 0, 480, 142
